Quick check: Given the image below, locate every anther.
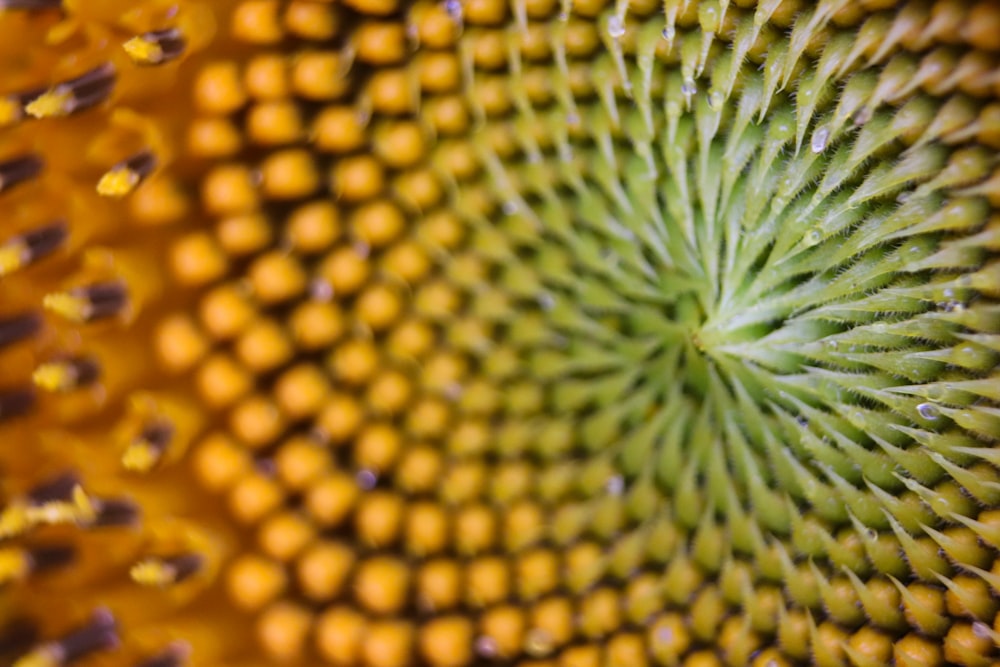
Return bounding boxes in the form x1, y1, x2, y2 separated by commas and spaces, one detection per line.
25, 63, 117, 118
13, 608, 118, 667
43, 282, 128, 323
96, 152, 157, 198
0, 221, 68, 276
122, 29, 186, 66
92, 498, 140, 527
0, 155, 43, 193
130, 554, 204, 586
32, 357, 100, 392
0, 545, 74, 585
0, 313, 42, 349
122, 420, 175, 472
0, 479, 96, 539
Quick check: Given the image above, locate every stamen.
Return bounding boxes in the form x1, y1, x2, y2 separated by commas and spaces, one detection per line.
122, 420, 175, 472
92, 498, 140, 527
11, 476, 139, 529
130, 554, 204, 586
32, 357, 100, 392
24, 63, 116, 119
96, 152, 158, 198
0, 545, 74, 584
27, 472, 80, 504
0, 222, 68, 276
0, 481, 96, 540
43, 281, 128, 323
123, 29, 187, 66
0, 314, 42, 349
0, 155, 43, 193
13, 608, 118, 667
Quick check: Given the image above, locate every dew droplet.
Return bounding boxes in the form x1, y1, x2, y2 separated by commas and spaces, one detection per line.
661, 25, 675, 40
502, 200, 519, 215
803, 228, 822, 247
356, 469, 378, 489
537, 292, 555, 311
973, 622, 992, 639
524, 629, 554, 656
475, 636, 498, 657
444, 0, 462, 21
681, 79, 697, 96
309, 278, 334, 301
916, 402, 940, 420
607, 15, 625, 38
605, 475, 625, 496
655, 626, 673, 644
810, 126, 830, 153
707, 89, 725, 111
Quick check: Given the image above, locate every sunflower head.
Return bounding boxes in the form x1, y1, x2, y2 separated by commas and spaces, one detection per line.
2, 1, 1000, 666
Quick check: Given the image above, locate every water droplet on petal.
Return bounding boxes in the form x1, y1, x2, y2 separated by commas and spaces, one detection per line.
661, 25, 675, 39
607, 15, 625, 38
916, 402, 940, 420
810, 126, 830, 153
